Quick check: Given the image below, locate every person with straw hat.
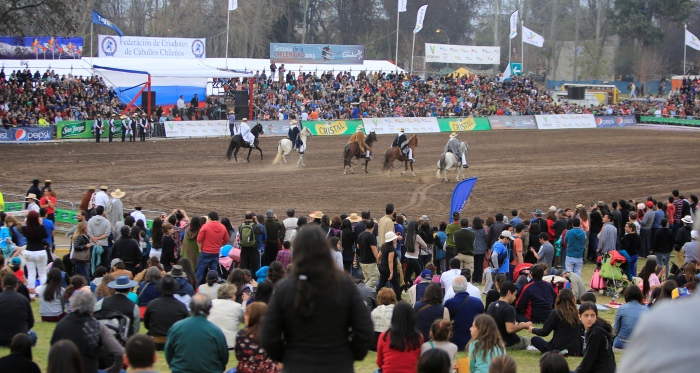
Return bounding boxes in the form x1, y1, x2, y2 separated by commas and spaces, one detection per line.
391, 128, 414, 163
227, 110, 237, 137
239, 118, 255, 147
108, 113, 117, 142
348, 124, 371, 159
377, 231, 402, 301
444, 132, 468, 168
92, 113, 104, 143
120, 114, 130, 142
288, 119, 303, 152
107, 189, 125, 228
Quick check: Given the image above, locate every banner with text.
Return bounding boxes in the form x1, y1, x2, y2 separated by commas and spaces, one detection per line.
0, 36, 83, 60
594, 116, 637, 128
57, 120, 124, 139
535, 114, 597, 130
98, 35, 206, 58
270, 43, 364, 64
425, 44, 500, 64
259, 120, 300, 137
438, 117, 491, 132
164, 120, 228, 138
0, 126, 53, 142
303, 120, 361, 136
362, 117, 440, 134
488, 115, 537, 130
639, 116, 700, 126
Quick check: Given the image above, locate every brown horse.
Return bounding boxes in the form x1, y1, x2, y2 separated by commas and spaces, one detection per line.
382, 134, 419, 177
343, 131, 378, 174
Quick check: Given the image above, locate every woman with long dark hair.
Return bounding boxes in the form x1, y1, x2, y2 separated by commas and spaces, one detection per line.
376, 232, 401, 301
574, 302, 616, 373
0, 333, 40, 372
149, 217, 163, 267
620, 222, 641, 277
527, 222, 542, 264
36, 268, 66, 322
22, 210, 48, 294
261, 225, 373, 373
376, 301, 423, 372
403, 220, 427, 288
340, 218, 355, 272
228, 268, 253, 303
413, 283, 449, 342
418, 221, 434, 265
470, 217, 488, 282
47, 339, 84, 373
221, 218, 237, 247
235, 302, 279, 372
181, 216, 202, 268
639, 258, 660, 302
613, 285, 647, 349
267, 261, 286, 285
529, 289, 584, 355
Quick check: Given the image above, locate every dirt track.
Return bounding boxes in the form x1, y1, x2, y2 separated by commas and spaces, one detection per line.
2, 127, 699, 224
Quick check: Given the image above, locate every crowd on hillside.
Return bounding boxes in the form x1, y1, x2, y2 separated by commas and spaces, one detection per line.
0, 179, 698, 373
4, 67, 700, 129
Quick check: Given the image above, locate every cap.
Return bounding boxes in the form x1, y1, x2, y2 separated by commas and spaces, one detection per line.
10, 257, 21, 266
500, 231, 514, 240
646, 201, 654, 208
420, 270, 433, 281
597, 201, 605, 207
110, 258, 123, 268
206, 270, 218, 280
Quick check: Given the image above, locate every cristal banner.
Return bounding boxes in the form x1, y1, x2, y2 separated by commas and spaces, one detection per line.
0, 36, 83, 59
425, 43, 500, 65
270, 43, 364, 64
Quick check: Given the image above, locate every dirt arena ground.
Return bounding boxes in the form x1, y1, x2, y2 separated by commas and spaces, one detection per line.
2, 127, 699, 224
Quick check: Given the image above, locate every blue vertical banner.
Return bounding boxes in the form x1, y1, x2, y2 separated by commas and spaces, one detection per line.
450, 177, 478, 218
92, 10, 125, 37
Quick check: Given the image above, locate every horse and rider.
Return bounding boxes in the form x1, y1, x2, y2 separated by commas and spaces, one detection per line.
383, 128, 419, 177
343, 125, 377, 174
391, 128, 415, 163
444, 132, 468, 168
437, 132, 469, 182
287, 120, 305, 152
348, 125, 372, 160
225, 118, 264, 162
275, 120, 312, 167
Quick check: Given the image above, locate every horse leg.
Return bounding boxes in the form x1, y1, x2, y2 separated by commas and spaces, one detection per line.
401, 159, 406, 176
247, 147, 252, 162
258, 146, 263, 160
234, 147, 239, 162
364, 158, 369, 173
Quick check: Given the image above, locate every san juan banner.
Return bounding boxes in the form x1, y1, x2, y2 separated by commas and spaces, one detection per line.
451, 177, 478, 219
437, 117, 490, 131
487, 115, 537, 130
303, 120, 361, 136
0, 126, 53, 142
98, 35, 206, 58
362, 117, 440, 134
270, 43, 364, 64
639, 116, 700, 126
57, 120, 123, 139
164, 120, 228, 138
594, 116, 637, 128
425, 44, 500, 64
535, 114, 597, 130
0, 36, 83, 60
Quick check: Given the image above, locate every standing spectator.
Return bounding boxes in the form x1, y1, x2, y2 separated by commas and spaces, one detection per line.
261, 226, 373, 373
487, 281, 532, 351
530, 232, 554, 268
130, 206, 147, 227
413, 283, 450, 342
144, 275, 188, 350
93, 185, 110, 209
588, 203, 604, 262
486, 213, 507, 249
235, 302, 279, 372
597, 213, 618, 255
357, 219, 379, 289
613, 285, 647, 349
574, 302, 616, 373
262, 210, 284, 266
377, 204, 396, 247
377, 231, 401, 301
467, 314, 506, 373
0, 333, 40, 373
88, 206, 112, 269
620, 222, 641, 277
110, 226, 142, 276
453, 218, 476, 273
21, 210, 48, 293
124, 335, 158, 373
25, 194, 40, 214
444, 276, 485, 349
0, 273, 35, 347
564, 218, 586, 277
39, 188, 57, 221
70, 221, 92, 279
444, 212, 461, 264
195, 211, 229, 283
208, 282, 245, 350
470, 217, 488, 283
376, 301, 423, 373
107, 189, 125, 229
238, 211, 263, 273
180, 216, 201, 268
675, 215, 694, 264
404, 220, 427, 286
653, 218, 674, 278
639, 202, 655, 257
340, 218, 355, 272
529, 289, 584, 354
370, 288, 396, 351
165, 294, 229, 373
490, 231, 513, 280
25, 179, 41, 209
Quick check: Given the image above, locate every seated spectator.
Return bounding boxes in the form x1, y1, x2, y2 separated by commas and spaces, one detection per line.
95, 275, 140, 339
95, 273, 116, 300
0, 333, 40, 373
420, 320, 458, 369
414, 283, 450, 342
529, 289, 584, 355
639, 258, 661, 302
409, 269, 434, 306
439, 258, 462, 290
124, 335, 158, 372
516, 264, 556, 323
144, 275, 188, 350
0, 274, 35, 347
539, 351, 570, 373
417, 348, 452, 373
487, 281, 532, 351
110, 258, 135, 279
560, 270, 587, 301
208, 283, 245, 350
575, 302, 616, 373
444, 275, 485, 350
376, 301, 423, 373
35, 268, 66, 322
46, 339, 86, 373
235, 301, 279, 372
467, 314, 506, 373
136, 267, 162, 307
484, 274, 507, 311
370, 288, 397, 351
613, 285, 647, 349
198, 270, 222, 299
133, 256, 166, 285
89, 266, 108, 292
168, 265, 195, 309
444, 268, 481, 303
488, 355, 518, 373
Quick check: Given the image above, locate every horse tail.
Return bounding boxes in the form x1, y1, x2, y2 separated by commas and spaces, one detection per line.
382, 148, 393, 173
225, 137, 236, 160
343, 144, 351, 167
273, 140, 283, 165
437, 154, 446, 178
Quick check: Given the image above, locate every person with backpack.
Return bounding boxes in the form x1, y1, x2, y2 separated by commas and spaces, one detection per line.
94, 275, 140, 341
239, 211, 264, 273
195, 212, 229, 284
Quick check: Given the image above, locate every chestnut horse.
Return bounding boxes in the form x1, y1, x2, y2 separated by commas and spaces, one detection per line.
343, 131, 378, 174
382, 134, 419, 177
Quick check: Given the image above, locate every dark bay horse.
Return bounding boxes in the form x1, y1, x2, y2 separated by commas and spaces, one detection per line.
382, 134, 419, 177
343, 131, 378, 174
225, 122, 264, 162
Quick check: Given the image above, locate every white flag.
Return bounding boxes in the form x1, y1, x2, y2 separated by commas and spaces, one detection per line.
686, 29, 700, 51
414, 5, 428, 34
228, 0, 238, 11
522, 25, 544, 47
398, 0, 407, 12
509, 10, 518, 39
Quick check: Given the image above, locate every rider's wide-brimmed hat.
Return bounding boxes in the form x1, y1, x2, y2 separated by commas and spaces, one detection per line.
357, 124, 363, 130
290, 120, 297, 124
450, 132, 458, 138
347, 213, 362, 222
242, 118, 248, 121
398, 128, 405, 132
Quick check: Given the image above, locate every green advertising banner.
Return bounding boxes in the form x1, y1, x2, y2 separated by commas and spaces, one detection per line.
4, 202, 23, 212
57, 120, 125, 139
437, 117, 491, 131
303, 120, 361, 136
640, 116, 700, 126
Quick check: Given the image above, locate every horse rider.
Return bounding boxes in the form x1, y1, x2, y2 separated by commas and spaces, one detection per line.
239, 118, 256, 147
288, 119, 301, 151
348, 124, 371, 160
108, 113, 116, 142
392, 127, 414, 163
444, 132, 468, 168
228, 110, 237, 137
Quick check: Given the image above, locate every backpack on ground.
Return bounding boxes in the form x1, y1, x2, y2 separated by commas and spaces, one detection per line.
93, 308, 131, 345
239, 223, 257, 248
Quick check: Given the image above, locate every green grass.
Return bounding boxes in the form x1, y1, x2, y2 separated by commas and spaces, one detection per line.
2, 260, 634, 372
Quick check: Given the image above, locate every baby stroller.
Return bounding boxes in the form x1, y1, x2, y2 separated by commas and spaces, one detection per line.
218, 244, 240, 281
598, 250, 630, 301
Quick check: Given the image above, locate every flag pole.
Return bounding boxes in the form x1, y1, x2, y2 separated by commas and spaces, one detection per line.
521, 20, 524, 76
90, 22, 94, 66
225, 8, 231, 69
684, 24, 687, 77
395, 5, 400, 70
411, 32, 416, 74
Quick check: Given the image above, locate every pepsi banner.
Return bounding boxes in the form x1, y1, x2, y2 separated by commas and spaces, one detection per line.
0, 36, 83, 59
0, 127, 53, 142
594, 116, 637, 128
270, 43, 364, 64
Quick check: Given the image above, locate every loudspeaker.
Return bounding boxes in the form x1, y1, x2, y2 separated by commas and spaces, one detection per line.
567, 87, 585, 100
141, 91, 156, 108
234, 106, 248, 120
234, 90, 249, 107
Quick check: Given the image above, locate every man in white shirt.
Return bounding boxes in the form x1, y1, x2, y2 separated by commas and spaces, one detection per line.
130, 207, 147, 227
440, 258, 462, 290
25, 193, 40, 213
239, 118, 255, 147
443, 268, 481, 303
93, 186, 110, 209
176, 95, 185, 112
301, 111, 309, 121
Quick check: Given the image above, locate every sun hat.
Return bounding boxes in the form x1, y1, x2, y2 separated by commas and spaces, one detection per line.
500, 231, 514, 240
311, 211, 324, 219
348, 213, 362, 223
420, 269, 433, 281
549, 206, 557, 212
88, 186, 96, 190
420, 214, 429, 221
597, 201, 605, 207
45, 180, 52, 184
108, 275, 138, 290
681, 215, 693, 224
575, 204, 583, 209
637, 203, 645, 211
156, 275, 180, 296
449, 132, 458, 138
531, 209, 543, 216
110, 258, 123, 268
384, 231, 399, 243
110, 189, 125, 198
100, 185, 108, 190
357, 124, 364, 130
168, 265, 187, 278
25, 193, 37, 200
120, 115, 126, 119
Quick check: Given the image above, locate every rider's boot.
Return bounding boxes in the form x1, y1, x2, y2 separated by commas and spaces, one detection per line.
366, 150, 372, 160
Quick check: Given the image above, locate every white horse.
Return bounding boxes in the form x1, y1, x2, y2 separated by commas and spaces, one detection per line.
273, 126, 312, 167
436, 141, 468, 182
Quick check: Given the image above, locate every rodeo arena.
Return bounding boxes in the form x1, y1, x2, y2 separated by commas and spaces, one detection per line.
2, 6, 700, 373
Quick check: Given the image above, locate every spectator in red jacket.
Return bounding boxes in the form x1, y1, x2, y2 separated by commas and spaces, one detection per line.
195, 212, 229, 283
515, 264, 557, 323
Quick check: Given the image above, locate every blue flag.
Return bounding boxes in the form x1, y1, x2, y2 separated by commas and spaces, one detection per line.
450, 177, 478, 219
92, 10, 124, 37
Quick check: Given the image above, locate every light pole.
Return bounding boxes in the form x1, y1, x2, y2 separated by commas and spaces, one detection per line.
436, 29, 451, 71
